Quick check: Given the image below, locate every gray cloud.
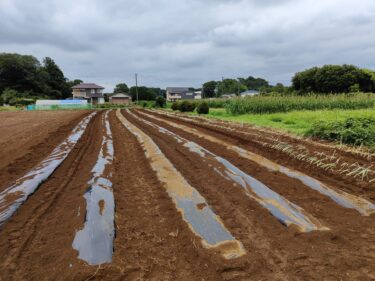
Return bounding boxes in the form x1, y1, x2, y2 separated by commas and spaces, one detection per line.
1, 0, 375, 91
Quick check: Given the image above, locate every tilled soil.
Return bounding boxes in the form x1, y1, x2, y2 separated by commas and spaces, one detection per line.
0, 109, 374, 281
0, 110, 89, 190
142, 109, 375, 197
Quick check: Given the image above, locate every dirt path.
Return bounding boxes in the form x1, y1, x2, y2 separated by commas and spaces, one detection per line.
125, 109, 375, 281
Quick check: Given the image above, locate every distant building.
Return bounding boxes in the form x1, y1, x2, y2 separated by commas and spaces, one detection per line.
222, 94, 237, 99
166, 87, 196, 102
240, 90, 260, 97
109, 93, 132, 105
194, 90, 202, 100
71, 83, 105, 105
32, 99, 89, 110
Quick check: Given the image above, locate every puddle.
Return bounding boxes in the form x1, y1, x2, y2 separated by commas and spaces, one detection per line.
139, 111, 375, 216
117, 110, 245, 260
72, 111, 115, 265
129, 110, 325, 232
0, 112, 96, 226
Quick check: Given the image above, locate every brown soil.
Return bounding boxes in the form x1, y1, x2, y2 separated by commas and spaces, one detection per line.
0, 109, 374, 281
126, 109, 375, 281
0, 110, 89, 190
142, 109, 375, 196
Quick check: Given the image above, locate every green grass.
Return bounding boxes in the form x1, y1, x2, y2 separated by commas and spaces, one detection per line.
0, 106, 20, 111
200, 108, 375, 136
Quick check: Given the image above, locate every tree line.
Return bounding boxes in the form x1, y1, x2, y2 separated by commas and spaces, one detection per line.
202, 76, 290, 98
0, 53, 82, 105
112, 83, 165, 101
202, 65, 375, 97
2, 52, 375, 106
292, 65, 375, 94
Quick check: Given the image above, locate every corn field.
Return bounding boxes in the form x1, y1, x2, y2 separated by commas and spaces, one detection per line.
225, 93, 375, 114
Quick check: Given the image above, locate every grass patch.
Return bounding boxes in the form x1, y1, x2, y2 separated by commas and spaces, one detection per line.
0, 106, 20, 111
200, 108, 375, 137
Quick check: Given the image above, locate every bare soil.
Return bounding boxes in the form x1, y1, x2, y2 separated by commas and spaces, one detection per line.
0, 110, 89, 190
0, 109, 374, 280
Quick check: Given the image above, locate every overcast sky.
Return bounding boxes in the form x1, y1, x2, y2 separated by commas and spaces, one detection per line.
1, 0, 375, 91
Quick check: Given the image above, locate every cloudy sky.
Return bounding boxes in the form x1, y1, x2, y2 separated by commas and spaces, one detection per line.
1, 0, 375, 91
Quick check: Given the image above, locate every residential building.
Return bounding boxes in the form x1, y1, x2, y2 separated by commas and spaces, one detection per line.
166, 87, 196, 102
109, 93, 132, 105
240, 90, 260, 97
222, 94, 237, 99
194, 90, 202, 100
71, 83, 105, 104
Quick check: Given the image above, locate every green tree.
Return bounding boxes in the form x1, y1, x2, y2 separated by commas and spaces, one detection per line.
243, 76, 269, 90
1, 88, 21, 105
114, 83, 129, 93
0, 53, 42, 94
0, 53, 79, 100
202, 81, 217, 98
67, 79, 83, 88
218, 79, 247, 96
155, 96, 166, 107
349, 83, 360, 92
42, 57, 69, 99
129, 86, 156, 101
292, 65, 375, 94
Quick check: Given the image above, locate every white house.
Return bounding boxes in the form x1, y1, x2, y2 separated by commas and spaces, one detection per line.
240, 90, 260, 97
71, 83, 105, 104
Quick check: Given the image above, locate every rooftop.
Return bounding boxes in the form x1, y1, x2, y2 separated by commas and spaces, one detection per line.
110, 93, 131, 98
71, 83, 104, 89
166, 87, 190, 92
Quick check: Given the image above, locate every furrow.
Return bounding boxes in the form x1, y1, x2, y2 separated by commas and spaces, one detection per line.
73, 111, 115, 265
116, 109, 245, 260
139, 110, 375, 216
128, 110, 326, 232
0, 112, 97, 226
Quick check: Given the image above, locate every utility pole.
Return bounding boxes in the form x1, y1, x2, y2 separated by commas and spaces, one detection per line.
237, 78, 240, 96
219, 76, 224, 97
202, 84, 204, 99
135, 73, 139, 105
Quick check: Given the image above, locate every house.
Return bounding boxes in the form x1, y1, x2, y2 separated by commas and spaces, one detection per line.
109, 93, 132, 105
240, 90, 260, 97
222, 94, 237, 99
166, 87, 196, 102
194, 90, 202, 100
71, 83, 105, 105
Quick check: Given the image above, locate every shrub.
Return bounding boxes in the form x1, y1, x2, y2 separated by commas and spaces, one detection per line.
179, 101, 196, 112
155, 96, 166, 108
197, 102, 209, 114
306, 117, 375, 147
171, 102, 179, 111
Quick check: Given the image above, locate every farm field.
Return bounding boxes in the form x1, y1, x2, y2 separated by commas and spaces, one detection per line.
0, 109, 375, 280
0, 110, 89, 178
